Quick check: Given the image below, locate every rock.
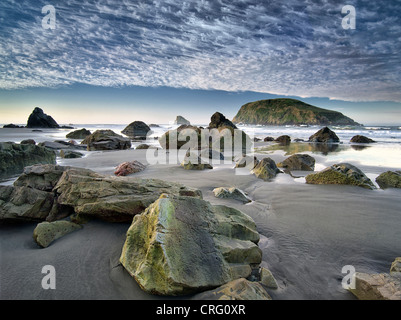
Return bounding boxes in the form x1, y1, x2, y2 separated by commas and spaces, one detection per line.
208, 112, 237, 130
199, 148, 225, 161
33, 220, 82, 248
81, 130, 131, 151
20, 139, 36, 145
27, 107, 59, 128
275, 135, 291, 145
3, 124, 23, 128
193, 278, 271, 300
149, 124, 160, 128
54, 167, 203, 222
349, 259, 401, 300
277, 154, 315, 171
308, 127, 340, 143
0, 142, 56, 179
135, 144, 151, 150
159, 125, 203, 150
0, 184, 60, 222
213, 187, 252, 203
119, 194, 261, 295
350, 135, 376, 143
59, 150, 84, 159
175, 115, 191, 125
305, 163, 376, 189
259, 267, 278, 289
390, 258, 401, 275
66, 128, 91, 139
114, 161, 146, 176
122, 121, 151, 139
234, 155, 259, 170
376, 171, 401, 189
2, 165, 202, 223
181, 156, 213, 170
264, 137, 275, 142
251, 158, 281, 181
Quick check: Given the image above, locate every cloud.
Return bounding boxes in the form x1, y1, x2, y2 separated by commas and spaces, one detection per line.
0, 0, 400, 102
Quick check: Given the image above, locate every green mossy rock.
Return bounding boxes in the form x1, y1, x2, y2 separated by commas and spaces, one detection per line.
120, 195, 261, 296
33, 220, 82, 248
376, 171, 401, 189
305, 163, 375, 189
251, 158, 281, 181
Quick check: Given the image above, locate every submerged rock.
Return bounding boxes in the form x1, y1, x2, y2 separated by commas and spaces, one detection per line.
277, 154, 315, 171
376, 171, 401, 189
251, 158, 281, 181
119, 194, 261, 295
193, 278, 271, 300
81, 130, 131, 151
27, 107, 59, 128
33, 220, 82, 248
114, 160, 146, 176
213, 187, 252, 203
305, 163, 376, 189
350, 135, 376, 143
59, 150, 84, 159
308, 127, 340, 143
0, 142, 56, 179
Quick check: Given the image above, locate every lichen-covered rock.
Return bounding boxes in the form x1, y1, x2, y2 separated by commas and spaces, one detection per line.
251, 158, 281, 181
376, 171, 401, 189
259, 267, 278, 289
193, 278, 271, 300
33, 220, 82, 248
213, 187, 252, 203
114, 160, 146, 176
120, 195, 261, 296
0, 142, 56, 179
308, 127, 340, 143
54, 168, 203, 222
390, 258, 401, 275
81, 130, 131, 151
305, 163, 375, 189
277, 154, 315, 171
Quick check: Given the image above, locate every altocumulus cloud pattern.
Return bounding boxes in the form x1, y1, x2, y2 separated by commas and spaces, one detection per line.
1, 0, 400, 102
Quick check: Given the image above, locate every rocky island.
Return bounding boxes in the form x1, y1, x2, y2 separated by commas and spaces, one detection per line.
232, 98, 360, 126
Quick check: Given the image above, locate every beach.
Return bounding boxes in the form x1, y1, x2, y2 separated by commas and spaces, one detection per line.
1, 125, 401, 300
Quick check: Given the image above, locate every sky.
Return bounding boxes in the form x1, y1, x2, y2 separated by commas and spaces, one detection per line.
1, 0, 401, 125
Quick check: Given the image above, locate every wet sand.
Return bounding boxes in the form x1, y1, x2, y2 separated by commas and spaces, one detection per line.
1, 135, 401, 300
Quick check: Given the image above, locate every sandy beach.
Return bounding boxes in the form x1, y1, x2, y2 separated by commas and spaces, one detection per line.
1, 127, 400, 300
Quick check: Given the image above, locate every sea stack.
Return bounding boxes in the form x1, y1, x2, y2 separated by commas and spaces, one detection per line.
27, 107, 60, 128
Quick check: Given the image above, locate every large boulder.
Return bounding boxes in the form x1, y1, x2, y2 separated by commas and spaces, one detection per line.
376, 171, 401, 189
33, 220, 82, 248
349, 258, 401, 300
159, 125, 203, 150
193, 278, 271, 300
81, 130, 131, 151
122, 121, 151, 139
350, 135, 376, 143
66, 128, 91, 139
27, 107, 59, 128
174, 116, 190, 125
308, 127, 340, 143
1, 165, 202, 223
275, 135, 291, 145
277, 154, 315, 171
119, 194, 261, 295
0, 142, 56, 179
305, 163, 376, 189
251, 158, 281, 181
